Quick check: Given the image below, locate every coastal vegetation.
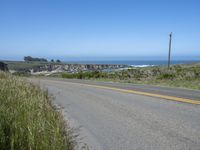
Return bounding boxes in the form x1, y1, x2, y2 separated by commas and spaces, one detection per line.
0, 62, 8, 71
24, 56, 48, 62
4, 60, 62, 76
61, 63, 200, 90
4, 60, 125, 76
23, 56, 61, 63
3, 60, 200, 90
0, 72, 76, 150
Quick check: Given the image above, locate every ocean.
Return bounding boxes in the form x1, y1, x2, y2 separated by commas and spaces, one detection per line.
64, 60, 199, 67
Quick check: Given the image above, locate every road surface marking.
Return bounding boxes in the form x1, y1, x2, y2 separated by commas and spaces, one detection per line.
79, 83, 200, 105
43, 79, 200, 105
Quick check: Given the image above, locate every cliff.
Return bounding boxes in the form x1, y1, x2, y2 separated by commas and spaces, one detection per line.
30, 64, 127, 74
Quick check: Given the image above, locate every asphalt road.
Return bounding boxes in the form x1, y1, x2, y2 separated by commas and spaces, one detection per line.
31, 78, 200, 150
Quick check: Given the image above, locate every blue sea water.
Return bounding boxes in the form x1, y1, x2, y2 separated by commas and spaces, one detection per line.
65, 60, 199, 67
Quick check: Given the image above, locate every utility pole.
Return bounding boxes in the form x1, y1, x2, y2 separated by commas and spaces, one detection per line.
168, 32, 172, 69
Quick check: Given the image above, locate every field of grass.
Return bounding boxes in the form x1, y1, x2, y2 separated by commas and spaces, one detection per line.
0, 72, 76, 150
4, 61, 48, 70
61, 63, 200, 90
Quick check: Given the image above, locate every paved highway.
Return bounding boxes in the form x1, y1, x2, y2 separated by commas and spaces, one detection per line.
31, 78, 200, 150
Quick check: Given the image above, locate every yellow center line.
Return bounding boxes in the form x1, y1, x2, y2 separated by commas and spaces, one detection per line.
78, 83, 200, 105
45, 79, 200, 105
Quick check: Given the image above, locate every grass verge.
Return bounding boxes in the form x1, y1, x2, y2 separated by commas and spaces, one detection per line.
60, 64, 200, 90
0, 71, 76, 150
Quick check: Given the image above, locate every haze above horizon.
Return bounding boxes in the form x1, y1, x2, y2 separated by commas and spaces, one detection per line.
0, 0, 200, 61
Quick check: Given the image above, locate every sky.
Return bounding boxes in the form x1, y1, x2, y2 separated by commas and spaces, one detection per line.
0, 0, 200, 61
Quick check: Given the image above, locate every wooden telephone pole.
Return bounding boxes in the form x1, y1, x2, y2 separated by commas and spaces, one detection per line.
168, 32, 172, 69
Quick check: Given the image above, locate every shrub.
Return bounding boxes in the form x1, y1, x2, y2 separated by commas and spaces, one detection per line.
62, 71, 107, 79
157, 73, 176, 80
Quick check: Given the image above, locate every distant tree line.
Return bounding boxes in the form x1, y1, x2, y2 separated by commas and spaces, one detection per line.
24, 56, 62, 63
51, 59, 61, 63
24, 56, 48, 62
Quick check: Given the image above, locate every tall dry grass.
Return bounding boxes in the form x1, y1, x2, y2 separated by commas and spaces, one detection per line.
0, 72, 76, 150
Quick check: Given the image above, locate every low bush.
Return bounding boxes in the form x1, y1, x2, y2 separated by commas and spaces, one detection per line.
62, 71, 107, 79
61, 64, 200, 90
157, 73, 176, 80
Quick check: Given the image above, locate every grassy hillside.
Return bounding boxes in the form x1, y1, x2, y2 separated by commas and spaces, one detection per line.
61, 63, 200, 90
5, 61, 48, 70
0, 72, 76, 150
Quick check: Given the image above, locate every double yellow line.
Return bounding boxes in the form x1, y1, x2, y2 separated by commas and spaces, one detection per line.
79, 83, 200, 105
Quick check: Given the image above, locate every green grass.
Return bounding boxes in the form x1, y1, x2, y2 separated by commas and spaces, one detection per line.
4, 61, 47, 70
62, 71, 107, 79
4, 61, 62, 72
0, 72, 76, 150
61, 64, 200, 90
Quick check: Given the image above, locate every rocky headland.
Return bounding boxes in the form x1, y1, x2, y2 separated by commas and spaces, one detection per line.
31, 63, 127, 74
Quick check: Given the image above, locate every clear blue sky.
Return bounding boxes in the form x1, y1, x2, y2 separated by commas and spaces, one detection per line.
0, 0, 200, 61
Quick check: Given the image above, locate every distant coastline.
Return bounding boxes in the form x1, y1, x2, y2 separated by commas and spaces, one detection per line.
63, 60, 200, 67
